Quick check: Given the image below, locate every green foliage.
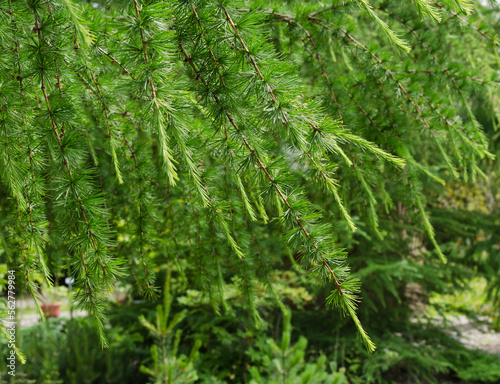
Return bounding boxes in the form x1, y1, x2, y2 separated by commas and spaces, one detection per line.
0, 315, 150, 383
0, 0, 499, 359
139, 270, 201, 383
347, 325, 500, 384
248, 308, 348, 384
1, 278, 499, 383
0, 299, 27, 366
357, 0, 412, 52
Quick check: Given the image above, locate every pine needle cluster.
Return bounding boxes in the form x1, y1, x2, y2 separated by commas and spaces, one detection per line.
0, 0, 498, 350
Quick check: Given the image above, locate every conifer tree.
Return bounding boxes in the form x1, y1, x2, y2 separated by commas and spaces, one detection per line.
0, 0, 498, 351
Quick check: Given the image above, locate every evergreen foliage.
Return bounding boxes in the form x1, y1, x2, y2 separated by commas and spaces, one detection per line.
139, 270, 201, 383
248, 308, 348, 384
0, 0, 498, 353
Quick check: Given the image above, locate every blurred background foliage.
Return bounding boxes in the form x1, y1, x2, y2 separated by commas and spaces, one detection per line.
1, 0, 500, 382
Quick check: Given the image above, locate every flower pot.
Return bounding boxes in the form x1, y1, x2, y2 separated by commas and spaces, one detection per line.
41, 302, 62, 318
50, 301, 62, 317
